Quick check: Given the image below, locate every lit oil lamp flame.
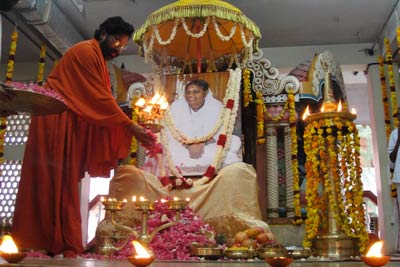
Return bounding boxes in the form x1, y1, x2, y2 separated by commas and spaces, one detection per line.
128, 241, 155, 267
302, 106, 310, 120
337, 100, 342, 112
135, 98, 146, 107
0, 235, 19, 253
351, 108, 356, 115
149, 92, 161, 105
132, 241, 151, 258
139, 196, 146, 202
366, 241, 384, 257
132, 195, 137, 202
360, 240, 391, 267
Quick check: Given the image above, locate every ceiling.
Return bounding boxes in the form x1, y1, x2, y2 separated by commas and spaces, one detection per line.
0, 0, 398, 65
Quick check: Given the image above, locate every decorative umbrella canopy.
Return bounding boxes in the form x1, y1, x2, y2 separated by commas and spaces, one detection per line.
133, 0, 261, 73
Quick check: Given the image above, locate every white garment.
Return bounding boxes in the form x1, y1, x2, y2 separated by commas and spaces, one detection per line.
166, 90, 241, 175
388, 128, 400, 183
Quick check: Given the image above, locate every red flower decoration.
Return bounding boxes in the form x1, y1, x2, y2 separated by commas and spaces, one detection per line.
204, 165, 216, 178
159, 176, 171, 186
226, 99, 234, 109
217, 134, 227, 147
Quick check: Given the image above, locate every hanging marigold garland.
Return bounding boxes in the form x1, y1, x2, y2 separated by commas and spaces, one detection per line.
1, 26, 18, 167
384, 38, 399, 198
36, 43, 46, 85
288, 90, 301, 225
255, 91, 265, 144
5, 26, 18, 83
242, 68, 253, 108
384, 37, 398, 127
129, 97, 139, 166
302, 116, 368, 252
378, 56, 391, 138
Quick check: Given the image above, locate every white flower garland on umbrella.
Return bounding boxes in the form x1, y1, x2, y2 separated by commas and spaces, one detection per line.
142, 17, 254, 63
160, 67, 242, 189
212, 16, 237, 41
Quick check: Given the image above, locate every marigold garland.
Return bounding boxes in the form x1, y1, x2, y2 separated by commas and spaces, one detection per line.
5, 27, 18, 83
36, 43, 46, 85
242, 68, 253, 108
382, 39, 399, 198
129, 97, 139, 166
255, 91, 265, 144
384, 37, 398, 128
378, 56, 391, 138
287, 90, 301, 225
303, 115, 368, 253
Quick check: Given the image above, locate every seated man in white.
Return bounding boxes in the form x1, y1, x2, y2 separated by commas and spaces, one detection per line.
106, 77, 272, 238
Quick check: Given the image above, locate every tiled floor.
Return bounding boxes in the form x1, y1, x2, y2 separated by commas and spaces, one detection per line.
0, 258, 399, 267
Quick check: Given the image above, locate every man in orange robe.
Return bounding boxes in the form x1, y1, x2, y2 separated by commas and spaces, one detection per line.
11, 17, 154, 256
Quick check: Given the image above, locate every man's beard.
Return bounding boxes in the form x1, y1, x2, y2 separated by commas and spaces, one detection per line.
100, 39, 120, 60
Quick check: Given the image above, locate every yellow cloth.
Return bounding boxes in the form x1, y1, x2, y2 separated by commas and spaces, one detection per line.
106, 162, 271, 239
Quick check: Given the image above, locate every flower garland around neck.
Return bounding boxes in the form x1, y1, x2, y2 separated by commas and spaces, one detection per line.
163, 105, 225, 145
302, 116, 367, 253
5, 27, 18, 83
36, 43, 46, 85
159, 68, 242, 190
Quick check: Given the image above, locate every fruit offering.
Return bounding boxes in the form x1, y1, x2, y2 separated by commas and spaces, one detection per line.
231, 227, 275, 249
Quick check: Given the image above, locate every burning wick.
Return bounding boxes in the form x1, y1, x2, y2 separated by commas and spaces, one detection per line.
361, 241, 391, 267
0, 235, 19, 253
128, 241, 155, 267
132, 241, 151, 259
366, 241, 384, 257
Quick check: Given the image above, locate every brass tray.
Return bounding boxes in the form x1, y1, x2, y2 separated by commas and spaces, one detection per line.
224, 248, 252, 259
1, 83, 67, 115
189, 247, 223, 260
285, 248, 313, 259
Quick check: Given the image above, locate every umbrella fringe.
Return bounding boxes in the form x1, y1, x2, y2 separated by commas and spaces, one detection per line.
133, 4, 261, 48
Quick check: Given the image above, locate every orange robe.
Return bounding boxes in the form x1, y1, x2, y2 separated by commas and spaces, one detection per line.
11, 39, 133, 254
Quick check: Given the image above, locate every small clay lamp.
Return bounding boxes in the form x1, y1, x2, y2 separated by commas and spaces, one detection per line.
265, 256, 294, 267
0, 235, 26, 263
127, 240, 155, 267
360, 241, 391, 267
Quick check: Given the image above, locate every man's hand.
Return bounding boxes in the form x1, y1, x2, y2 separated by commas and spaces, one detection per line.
187, 143, 205, 159
129, 123, 156, 148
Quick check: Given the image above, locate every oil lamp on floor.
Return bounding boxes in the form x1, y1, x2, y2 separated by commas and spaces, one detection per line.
128, 240, 155, 267
360, 241, 391, 267
0, 235, 26, 263
302, 70, 365, 259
